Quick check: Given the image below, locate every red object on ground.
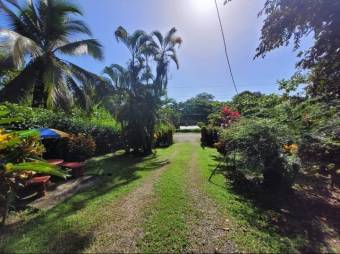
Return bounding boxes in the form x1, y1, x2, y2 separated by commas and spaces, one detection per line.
61, 162, 84, 177
47, 159, 64, 166
26, 176, 51, 197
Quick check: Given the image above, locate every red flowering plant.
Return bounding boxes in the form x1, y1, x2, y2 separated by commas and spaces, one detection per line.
220, 106, 241, 128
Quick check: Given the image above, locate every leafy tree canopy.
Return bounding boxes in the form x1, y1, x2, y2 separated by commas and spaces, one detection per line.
178, 93, 223, 126
226, 0, 340, 99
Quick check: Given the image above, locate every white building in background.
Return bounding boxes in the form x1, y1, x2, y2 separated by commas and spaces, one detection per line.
179, 125, 200, 130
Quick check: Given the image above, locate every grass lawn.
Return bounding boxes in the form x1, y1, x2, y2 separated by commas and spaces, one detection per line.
1, 142, 335, 253
0, 147, 173, 253
140, 143, 193, 253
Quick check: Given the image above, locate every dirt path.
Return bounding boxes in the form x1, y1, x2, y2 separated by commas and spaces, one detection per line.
84, 152, 177, 253
174, 132, 201, 143
185, 145, 236, 253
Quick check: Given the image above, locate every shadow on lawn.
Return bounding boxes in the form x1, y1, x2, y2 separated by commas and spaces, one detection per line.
0, 152, 169, 253
208, 154, 340, 253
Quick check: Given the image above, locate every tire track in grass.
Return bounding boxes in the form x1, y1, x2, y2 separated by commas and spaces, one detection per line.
84, 150, 179, 253
185, 148, 236, 253
139, 143, 193, 253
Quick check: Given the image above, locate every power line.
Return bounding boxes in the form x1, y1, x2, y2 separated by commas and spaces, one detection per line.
214, 0, 239, 95
169, 84, 275, 89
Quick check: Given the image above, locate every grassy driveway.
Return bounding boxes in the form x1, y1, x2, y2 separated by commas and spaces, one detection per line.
1, 134, 334, 253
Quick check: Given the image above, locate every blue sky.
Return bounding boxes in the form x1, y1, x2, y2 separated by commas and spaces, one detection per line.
1, 0, 312, 101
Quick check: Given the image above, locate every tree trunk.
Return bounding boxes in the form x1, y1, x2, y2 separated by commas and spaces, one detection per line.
1, 192, 9, 227
32, 68, 47, 108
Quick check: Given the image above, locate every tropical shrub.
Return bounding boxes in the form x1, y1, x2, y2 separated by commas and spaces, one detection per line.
218, 118, 301, 191
154, 122, 175, 147
0, 112, 66, 225
65, 134, 96, 161
202, 106, 240, 147
201, 126, 219, 147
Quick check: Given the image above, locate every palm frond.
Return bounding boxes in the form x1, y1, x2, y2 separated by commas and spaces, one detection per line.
65, 75, 89, 111
0, 0, 40, 43
164, 27, 177, 45
51, 83, 74, 112
103, 64, 128, 89
151, 31, 163, 47
130, 30, 147, 49
66, 61, 100, 84
65, 19, 92, 36
115, 26, 129, 44
0, 29, 41, 66
11, 161, 68, 178
0, 58, 41, 103
169, 53, 179, 69
55, 39, 103, 60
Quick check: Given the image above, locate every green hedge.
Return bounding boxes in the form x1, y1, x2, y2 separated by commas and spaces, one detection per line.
1, 103, 122, 155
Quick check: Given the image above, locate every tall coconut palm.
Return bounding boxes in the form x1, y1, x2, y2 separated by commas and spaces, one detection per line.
0, 0, 103, 109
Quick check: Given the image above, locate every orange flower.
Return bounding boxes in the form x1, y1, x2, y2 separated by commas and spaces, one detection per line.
283, 144, 298, 154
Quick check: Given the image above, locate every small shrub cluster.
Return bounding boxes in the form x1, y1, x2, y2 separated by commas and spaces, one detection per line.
219, 118, 301, 191
66, 134, 96, 161
154, 122, 175, 148
201, 126, 219, 147
201, 106, 240, 147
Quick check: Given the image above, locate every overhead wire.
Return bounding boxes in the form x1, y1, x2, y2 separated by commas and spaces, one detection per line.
214, 0, 239, 95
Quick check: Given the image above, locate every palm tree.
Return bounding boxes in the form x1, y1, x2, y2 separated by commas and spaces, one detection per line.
150, 28, 182, 95
103, 27, 181, 155
0, 0, 103, 109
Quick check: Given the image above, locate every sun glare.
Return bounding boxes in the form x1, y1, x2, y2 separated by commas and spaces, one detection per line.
190, 0, 215, 14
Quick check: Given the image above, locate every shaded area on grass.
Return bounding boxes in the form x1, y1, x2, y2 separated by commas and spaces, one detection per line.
0, 150, 170, 253
202, 148, 340, 253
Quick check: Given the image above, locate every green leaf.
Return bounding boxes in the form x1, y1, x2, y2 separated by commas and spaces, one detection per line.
12, 161, 69, 178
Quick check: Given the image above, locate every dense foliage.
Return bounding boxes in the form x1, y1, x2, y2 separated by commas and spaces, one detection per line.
178, 93, 221, 126
1, 103, 122, 155
206, 90, 340, 191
